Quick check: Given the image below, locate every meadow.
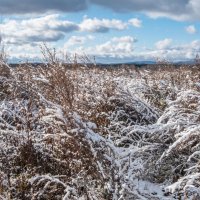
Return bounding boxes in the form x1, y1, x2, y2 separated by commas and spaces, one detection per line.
0, 47, 200, 199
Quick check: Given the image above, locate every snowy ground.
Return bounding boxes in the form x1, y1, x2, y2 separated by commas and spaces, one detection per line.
0, 61, 200, 199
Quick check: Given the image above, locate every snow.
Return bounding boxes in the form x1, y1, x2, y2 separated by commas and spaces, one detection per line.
0, 62, 200, 199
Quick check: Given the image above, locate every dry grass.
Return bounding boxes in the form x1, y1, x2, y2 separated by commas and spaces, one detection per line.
0, 46, 200, 199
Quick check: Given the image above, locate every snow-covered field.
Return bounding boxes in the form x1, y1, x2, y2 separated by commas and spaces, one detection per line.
0, 59, 200, 199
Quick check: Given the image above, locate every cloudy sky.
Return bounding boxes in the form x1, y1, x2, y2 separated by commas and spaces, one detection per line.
0, 0, 200, 63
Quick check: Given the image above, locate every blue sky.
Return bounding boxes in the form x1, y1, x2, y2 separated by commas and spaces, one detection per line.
0, 0, 199, 63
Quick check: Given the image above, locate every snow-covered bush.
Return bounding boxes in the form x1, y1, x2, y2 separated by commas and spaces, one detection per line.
0, 51, 200, 199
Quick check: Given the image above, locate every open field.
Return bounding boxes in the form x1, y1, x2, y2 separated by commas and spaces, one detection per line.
0, 54, 200, 199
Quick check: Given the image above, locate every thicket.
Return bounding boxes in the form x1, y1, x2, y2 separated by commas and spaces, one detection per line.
0, 47, 200, 199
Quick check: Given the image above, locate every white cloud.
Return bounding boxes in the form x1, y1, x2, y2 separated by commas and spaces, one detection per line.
138, 40, 200, 61
6, 37, 200, 63
0, 15, 78, 45
69, 38, 200, 62
64, 35, 94, 48
66, 36, 86, 46
95, 36, 136, 57
1, 15, 137, 46
7, 44, 41, 62
70, 36, 137, 58
155, 38, 172, 50
129, 18, 142, 28
80, 17, 127, 32
190, 40, 200, 50
186, 25, 197, 34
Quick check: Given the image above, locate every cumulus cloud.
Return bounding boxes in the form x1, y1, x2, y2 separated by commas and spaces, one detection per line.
128, 18, 142, 28
65, 36, 87, 46
95, 36, 136, 57
186, 25, 197, 34
190, 40, 200, 50
1, 15, 135, 46
79, 17, 127, 33
64, 38, 200, 63
75, 37, 200, 61
90, 0, 200, 21
64, 35, 94, 48
0, 0, 87, 14
6, 35, 138, 62
138, 39, 200, 61
155, 38, 172, 50
71, 36, 137, 58
0, 15, 79, 44
1, 0, 199, 21
7, 43, 41, 62
6, 36, 200, 63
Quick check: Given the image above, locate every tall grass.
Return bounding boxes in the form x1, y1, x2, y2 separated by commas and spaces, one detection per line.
0, 45, 200, 199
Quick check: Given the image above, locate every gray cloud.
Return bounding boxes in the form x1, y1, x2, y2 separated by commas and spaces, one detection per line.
90, 0, 199, 21
90, 0, 188, 13
25, 33, 65, 43
53, 24, 79, 32
0, 0, 87, 14
0, 0, 199, 21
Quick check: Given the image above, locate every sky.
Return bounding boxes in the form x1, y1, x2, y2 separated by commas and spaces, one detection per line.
0, 0, 200, 63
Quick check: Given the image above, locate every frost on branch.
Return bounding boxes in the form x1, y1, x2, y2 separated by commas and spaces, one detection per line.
0, 57, 200, 199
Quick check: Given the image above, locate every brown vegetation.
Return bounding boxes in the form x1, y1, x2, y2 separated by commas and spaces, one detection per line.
0, 46, 200, 199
